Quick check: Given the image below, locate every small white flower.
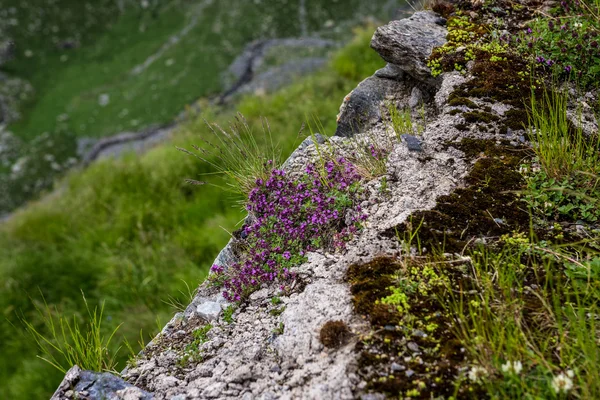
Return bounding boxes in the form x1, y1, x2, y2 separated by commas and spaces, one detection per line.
574, 22, 583, 28
501, 360, 523, 375
468, 365, 488, 382
551, 371, 574, 394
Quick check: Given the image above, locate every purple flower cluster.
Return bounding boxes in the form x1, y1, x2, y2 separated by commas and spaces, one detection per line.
211, 158, 367, 301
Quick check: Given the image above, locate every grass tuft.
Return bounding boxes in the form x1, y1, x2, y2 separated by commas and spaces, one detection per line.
178, 113, 283, 201
21, 291, 121, 374
528, 88, 599, 180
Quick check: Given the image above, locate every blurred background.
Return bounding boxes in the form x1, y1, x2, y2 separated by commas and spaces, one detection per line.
0, 0, 405, 398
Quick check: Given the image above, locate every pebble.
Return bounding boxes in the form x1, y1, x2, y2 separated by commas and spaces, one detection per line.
407, 341, 419, 352
391, 362, 405, 372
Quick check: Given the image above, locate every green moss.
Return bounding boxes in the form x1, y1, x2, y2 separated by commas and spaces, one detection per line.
386, 140, 530, 253
503, 109, 529, 130
448, 96, 478, 109
319, 320, 351, 348
459, 55, 534, 106
463, 111, 500, 124
346, 257, 476, 398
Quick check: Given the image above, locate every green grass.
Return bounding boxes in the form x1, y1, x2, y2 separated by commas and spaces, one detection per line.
524, 87, 600, 223
22, 292, 121, 374
0, 0, 393, 214
177, 113, 283, 202
0, 27, 385, 399
528, 88, 599, 180
448, 237, 600, 399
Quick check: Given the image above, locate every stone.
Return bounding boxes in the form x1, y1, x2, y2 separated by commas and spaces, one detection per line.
335, 76, 406, 137
361, 394, 386, 400
0, 75, 35, 125
391, 362, 405, 372
412, 329, 427, 338
228, 364, 253, 383
374, 63, 404, 81
371, 11, 447, 87
51, 365, 152, 400
408, 86, 423, 109
434, 71, 468, 111
0, 37, 14, 67
401, 134, 423, 152
407, 341, 420, 352
196, 301, 222, 321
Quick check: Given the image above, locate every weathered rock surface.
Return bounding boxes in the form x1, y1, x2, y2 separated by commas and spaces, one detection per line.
51, 365, 152, 400
371, 11, 447, 86
335, 10, 446, 137
335, 75, 408, 137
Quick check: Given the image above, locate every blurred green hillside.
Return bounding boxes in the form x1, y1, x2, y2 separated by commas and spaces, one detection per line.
0, 0, 396, 213
0, 26, 385, 399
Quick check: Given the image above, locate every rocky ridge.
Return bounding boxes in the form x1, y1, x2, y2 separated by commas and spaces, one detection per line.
51, 7, 542, 400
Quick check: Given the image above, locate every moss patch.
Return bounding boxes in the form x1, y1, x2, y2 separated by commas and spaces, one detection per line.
448, 96, 478, 109
463, 110, 499, 124
319, 320, 351, 349
385, 140, 531, 254
346, 256, 480, 398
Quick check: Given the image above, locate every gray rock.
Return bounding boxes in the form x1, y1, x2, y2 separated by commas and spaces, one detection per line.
228, 364, 253, 383
434, 71, 468, 111
374, 63, 404, 81
0, 75, 35, 125
408, 86, 424, 109
401, 134, 423, 152
361, 393, 386, 400
220, 37, 336, 103
196, 301, 222, 321
371, 11, 447, 87
80, 123, 176, 166
51, 365, 152, 400
281, 134, 326, 170
212, 239, 238, 270
0, 38, 14, 67
391, 362, 405, 372
407, 341, 420, 352
412, 329, 427, 338
335, 76, 406, 137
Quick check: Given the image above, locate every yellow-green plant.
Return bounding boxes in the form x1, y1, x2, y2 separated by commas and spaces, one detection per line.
388, 104, 414, 138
